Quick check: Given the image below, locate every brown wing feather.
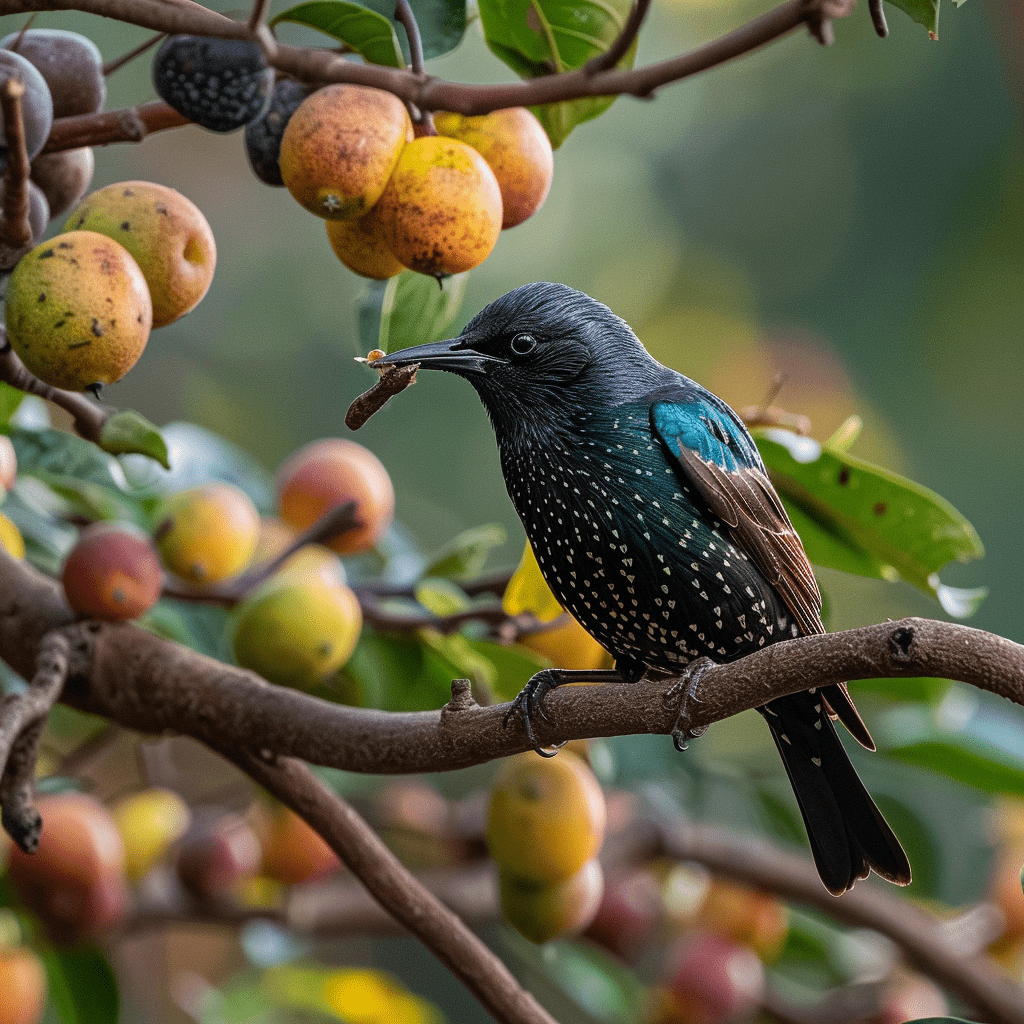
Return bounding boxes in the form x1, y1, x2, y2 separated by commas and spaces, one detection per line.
671, 443, 874, 749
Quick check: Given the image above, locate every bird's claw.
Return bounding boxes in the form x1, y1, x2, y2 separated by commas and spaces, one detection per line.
665, 657, 714, 750
503, 669, 566, 756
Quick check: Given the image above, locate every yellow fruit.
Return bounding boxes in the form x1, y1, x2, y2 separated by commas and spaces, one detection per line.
66, 181, 216, 328
326, 207, 404, 280
279, 84, 413, 220
156, 482, 260, 585
434, 108, 553, 229
260, 805, 341, 884
111, 787, 191, 881
699, 878, 789, 961
231, 572, 363, 690
486, 750, 606, 883
5, 231, 151, 391
499, 859, 604, 944
376, 135, 503, 276
0, 513, 25, 559
251, 517, 347, 586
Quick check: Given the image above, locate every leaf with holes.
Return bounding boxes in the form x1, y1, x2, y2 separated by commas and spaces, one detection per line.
478, 0, 638, 147
755, 428, 985, 615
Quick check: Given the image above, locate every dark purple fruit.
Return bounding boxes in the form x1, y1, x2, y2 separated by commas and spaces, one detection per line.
1, 29, 106, 118
153, 36, 273, 133
0, 50, 53, 168
244, 78, 309, 187
30, 146, 93, 219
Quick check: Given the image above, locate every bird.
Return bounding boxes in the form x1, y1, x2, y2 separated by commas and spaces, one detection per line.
373, 281, 911, 896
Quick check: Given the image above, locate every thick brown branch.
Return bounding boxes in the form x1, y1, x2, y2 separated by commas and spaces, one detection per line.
223, 752, 557, 1024
1, 551, 1022, 776
42, 100, 190, 153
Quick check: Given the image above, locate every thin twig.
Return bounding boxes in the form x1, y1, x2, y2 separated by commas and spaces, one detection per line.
102, 31, 165, 75
0, 332, 110, 439
0, 76, 34, 256
585, 0, 652, 74
0, 629, 74, 851
394, 0, 425, 76
247, 0, 272, 34
42, 100, 190, 154
868, 0, 888, 37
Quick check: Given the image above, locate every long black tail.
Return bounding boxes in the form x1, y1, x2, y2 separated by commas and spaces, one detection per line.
759, 690, 911, 895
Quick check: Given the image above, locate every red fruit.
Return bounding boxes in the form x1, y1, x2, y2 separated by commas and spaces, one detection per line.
276, 438, 394, 555
0, 435, 16, 491
61, 521, 163, 620
0, 946, 46, 1024
655, 932, 765, 1024
177, 814, 262, 898
584, 867, 664, 958
261, 805, 341, 885
7, 792, 128, 943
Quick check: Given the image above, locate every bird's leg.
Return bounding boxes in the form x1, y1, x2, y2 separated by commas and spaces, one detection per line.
504, 667, 623, 756
664, 657, 715, 751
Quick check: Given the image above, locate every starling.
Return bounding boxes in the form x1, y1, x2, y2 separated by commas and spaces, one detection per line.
375, 282, 911, 895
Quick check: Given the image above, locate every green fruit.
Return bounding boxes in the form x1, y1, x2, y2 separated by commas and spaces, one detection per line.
65, 181, 216, 328
231, 572, 362, 690
5, 230, 152, 391
499, 860, 604, 943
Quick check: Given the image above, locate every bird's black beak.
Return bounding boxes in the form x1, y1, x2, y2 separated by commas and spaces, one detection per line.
370, 336, 503, 377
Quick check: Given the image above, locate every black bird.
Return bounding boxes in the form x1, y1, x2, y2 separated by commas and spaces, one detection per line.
375, 282, 911, 895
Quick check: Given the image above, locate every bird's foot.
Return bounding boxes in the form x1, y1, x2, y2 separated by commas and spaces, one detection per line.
665, 657, 714, 751
503, 668, 567, 757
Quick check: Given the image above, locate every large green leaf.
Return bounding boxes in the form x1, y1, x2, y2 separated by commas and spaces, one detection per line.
478, 0, 638, 147
887, 737, 1024, 798
422, 523, 506, 581
41, 946, 119, 1024
379, 271, 469, 352
358, 0, 467, 60
755, 428, 985, 615
271, 1, 405, 67
7, 427, 126, 490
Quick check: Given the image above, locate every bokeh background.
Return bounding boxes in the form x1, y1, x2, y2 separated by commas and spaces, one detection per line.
2, 0, 1022, 1019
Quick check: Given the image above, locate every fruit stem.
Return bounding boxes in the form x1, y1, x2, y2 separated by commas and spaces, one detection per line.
584, 0, 651, 75
103, 32, 166, 77
0, 77, 33, 255
394, 0, 425, 76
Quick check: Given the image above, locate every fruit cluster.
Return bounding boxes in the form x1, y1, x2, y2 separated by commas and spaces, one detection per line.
4, 180, 216, 392
149, 35, 554, 280
0, 29, 105, 249
44, 436, 393, 691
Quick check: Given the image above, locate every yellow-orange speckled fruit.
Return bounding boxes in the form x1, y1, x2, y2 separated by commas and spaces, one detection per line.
376, 135, 503, 276
326, 206, 404, 280
5, 231, 151, 391
279, 84, 413, 221
433, 108, 553, 229
65, 181, 216, 328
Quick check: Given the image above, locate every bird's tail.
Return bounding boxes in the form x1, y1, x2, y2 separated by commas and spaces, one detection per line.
759, 691, 911, 895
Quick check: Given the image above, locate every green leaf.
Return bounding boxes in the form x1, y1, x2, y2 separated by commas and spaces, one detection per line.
342, 630, 456, 710
422, 523, 506, 581
357, 279, 389, 357
0, 382, 23, 426
359, 0, 467, 60
8, 426, 126, 489
414, 576, 471, 615
755, 428, 985, 614
271, 1, 405, 67
886, 737, 1024, 797
465, 637, 547, 701
98, 410, 169, 468
379, 271, 469, 353
41, 946, 119, 1024
478, 0, 638, 147
885, 0, 940, 37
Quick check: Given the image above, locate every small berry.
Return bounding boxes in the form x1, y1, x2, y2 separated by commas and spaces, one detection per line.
0, 50, 54, 169
1, 28, 106, 118
153, 36, 273, 133
244, 78, 309, 187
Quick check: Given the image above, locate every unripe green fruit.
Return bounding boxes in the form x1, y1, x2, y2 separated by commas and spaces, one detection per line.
231, 572, 362, 690
5, 230, 152, 391
65, 181, 216, 328
486, 750, 606, 883
499, 859, 604, 944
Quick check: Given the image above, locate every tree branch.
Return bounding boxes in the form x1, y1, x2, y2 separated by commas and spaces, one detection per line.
1, 550, 1022, 778
22, 0, 859, 152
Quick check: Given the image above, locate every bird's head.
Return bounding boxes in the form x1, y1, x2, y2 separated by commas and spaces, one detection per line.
372, 282, 665, 433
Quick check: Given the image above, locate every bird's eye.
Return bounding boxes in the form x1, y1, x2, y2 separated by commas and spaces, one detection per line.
510, 333, 537, 356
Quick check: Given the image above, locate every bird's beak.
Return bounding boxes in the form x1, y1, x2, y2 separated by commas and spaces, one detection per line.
370, 336, 503, 376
